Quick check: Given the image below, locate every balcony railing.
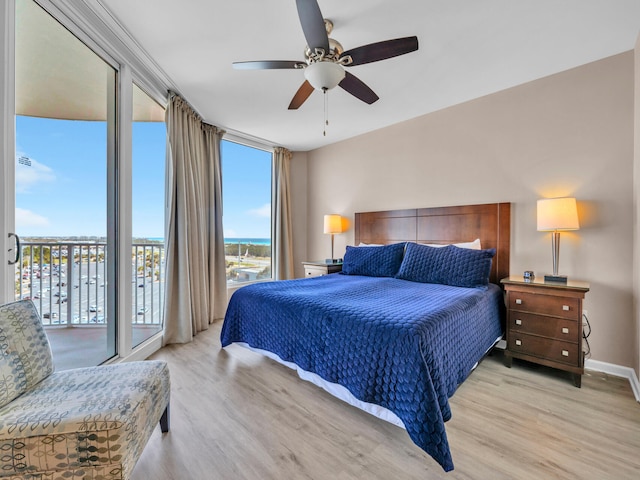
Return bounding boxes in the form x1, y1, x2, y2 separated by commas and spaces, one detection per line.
15, 241, 164, 327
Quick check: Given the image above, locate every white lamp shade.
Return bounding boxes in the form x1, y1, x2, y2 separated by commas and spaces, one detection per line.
323, 214, 343, 234
304, 62, 345, 91
537, 197, 580, 231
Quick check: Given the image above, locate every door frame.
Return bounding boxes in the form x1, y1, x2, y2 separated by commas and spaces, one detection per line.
0, 0, 16, 304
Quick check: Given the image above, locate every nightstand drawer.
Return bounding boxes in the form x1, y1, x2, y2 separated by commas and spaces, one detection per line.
305, 266, 326, 278
303, 262, 343, 278
508, 333, 580, 365
509, 291, 580, 320
509, 311, 579, 343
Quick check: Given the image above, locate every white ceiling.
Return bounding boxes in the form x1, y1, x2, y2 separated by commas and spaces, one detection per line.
100, 0, 640, 151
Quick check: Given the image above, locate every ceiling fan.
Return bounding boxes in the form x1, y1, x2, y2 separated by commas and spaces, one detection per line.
232, 0, 419, 110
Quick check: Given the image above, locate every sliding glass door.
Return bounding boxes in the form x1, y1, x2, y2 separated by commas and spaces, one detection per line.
14, 0, 118, 369
2, 0, 169, 368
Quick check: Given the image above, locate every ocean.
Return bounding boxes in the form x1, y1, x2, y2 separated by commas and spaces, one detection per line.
224, 238, 271, 246
147, 237, 271, 246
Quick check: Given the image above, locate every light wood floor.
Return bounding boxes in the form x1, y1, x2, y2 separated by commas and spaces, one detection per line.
132, 322, 640, 480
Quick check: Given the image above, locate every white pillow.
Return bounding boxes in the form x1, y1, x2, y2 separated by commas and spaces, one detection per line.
419, 238, 482, 250
358, 242, 384, 247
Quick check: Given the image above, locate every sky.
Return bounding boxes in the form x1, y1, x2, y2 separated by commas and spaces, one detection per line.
16, 117, 272, 240
221, 140, 272, 239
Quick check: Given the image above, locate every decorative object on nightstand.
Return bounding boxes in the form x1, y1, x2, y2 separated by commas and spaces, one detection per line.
501, 275, 589, 387
323, 214, 344, 263
302, 261, 343, 278
537, 197, 580, 283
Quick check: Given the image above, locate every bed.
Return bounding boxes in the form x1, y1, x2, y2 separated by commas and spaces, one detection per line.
221, 203, 511, 471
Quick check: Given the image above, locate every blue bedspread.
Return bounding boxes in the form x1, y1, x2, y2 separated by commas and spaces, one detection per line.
220, 274, 503, 471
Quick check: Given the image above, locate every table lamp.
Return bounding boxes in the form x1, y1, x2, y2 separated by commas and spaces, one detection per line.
537, 197, 579, 283
323, 214, 343, 263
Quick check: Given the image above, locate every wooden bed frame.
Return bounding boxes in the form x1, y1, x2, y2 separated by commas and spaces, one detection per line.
354, 203, 511, 284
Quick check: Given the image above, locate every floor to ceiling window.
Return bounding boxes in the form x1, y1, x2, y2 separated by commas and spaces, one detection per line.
15, 0, 117, 369
131, 83, 166, 348
10, 0, 168, 369
221, 139, 273, 285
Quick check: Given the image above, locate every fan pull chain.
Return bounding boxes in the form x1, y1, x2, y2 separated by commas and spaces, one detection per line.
323, 87, 328, 137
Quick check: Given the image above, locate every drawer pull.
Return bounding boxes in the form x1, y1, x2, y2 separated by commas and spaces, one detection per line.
562, 305, 570, 311
515, 299, 522, 305
561, 327, 569, 334
515, 339, 522, 346
562, 350, 569, 357
515, 319, 522, 326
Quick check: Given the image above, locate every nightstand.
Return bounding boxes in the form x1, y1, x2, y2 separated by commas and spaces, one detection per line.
302, 261, 343, 278
501, 275, 589, 387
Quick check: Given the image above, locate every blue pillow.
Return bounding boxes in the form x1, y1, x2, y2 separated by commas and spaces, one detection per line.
341, 243, 405, 277
395, 242, 495, 287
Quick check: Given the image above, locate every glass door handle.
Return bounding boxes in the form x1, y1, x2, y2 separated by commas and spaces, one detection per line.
7, 233, 20, 265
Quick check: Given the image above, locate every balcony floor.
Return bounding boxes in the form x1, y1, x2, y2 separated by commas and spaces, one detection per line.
45, 325, 161, 371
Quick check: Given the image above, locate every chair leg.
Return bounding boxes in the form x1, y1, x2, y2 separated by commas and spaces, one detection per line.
160, 402, 170, 433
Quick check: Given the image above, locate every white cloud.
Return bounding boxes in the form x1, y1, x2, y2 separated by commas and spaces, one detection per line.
15, 155, 56, 193
15, 207, 50, 228
247, 203, 271, 218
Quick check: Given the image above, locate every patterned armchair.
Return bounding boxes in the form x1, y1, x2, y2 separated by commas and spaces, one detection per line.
0, 300, 170, 480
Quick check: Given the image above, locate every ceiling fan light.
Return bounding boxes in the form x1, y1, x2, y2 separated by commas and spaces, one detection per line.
304, 61, 345, 90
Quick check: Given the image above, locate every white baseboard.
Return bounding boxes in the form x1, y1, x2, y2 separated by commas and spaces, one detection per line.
585, 359, 640, 402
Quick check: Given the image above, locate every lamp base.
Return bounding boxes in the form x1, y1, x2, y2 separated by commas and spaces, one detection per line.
325, 258, 340, 264
544, 274, 568, 284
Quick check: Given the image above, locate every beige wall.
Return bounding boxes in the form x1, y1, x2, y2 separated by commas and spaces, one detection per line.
296, 52, 635, 369
290, 151, 308, 279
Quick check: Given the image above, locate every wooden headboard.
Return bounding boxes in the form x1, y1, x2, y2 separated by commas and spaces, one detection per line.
355, 203, 511, 285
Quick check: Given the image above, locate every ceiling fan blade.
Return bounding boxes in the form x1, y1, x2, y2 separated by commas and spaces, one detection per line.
288, 80, 315, 110
341, 36, 419, 66
338, 72, 379, 105
296, 0, 329, 52
233, 60, 305, 70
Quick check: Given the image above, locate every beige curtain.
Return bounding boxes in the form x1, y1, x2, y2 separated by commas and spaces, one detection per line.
272, 147, 294, 280
163, 93, 226, 344
203, 126, 228, 320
